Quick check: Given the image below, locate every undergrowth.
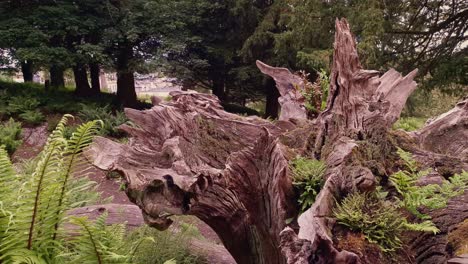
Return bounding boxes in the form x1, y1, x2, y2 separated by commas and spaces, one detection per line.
290, 156, 326, 212
0, 80, 133, 133
0, 118, 22, 154
393, 117, 426, 132
126, 225, 205, 264
334, 148, 468, 253
79, 103, 128, 138
0, 115, 128, 263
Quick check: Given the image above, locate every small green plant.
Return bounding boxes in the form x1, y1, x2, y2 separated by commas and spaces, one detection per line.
318, 69, 330, 110
19, 110, 46, 125
334, 191, 438, 252
60, 213, 130, 263
334, 149, 467, 253
290, 156, 326, 211
390, 148, 468, 219
6, 95, 41, 114
0, 118, 22, 154
79, 103, 128, 137
125, 225, 204, 264
393, 117, 427, 131
296, 71, 323, 116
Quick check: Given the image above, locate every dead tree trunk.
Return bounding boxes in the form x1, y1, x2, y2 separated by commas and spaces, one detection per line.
87, 18, 468, 264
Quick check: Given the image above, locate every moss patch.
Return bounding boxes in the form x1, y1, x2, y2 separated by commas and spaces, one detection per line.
448, 219, 468, 256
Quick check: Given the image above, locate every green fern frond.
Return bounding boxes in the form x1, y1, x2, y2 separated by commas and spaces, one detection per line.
63, 213, 129, 264
52, 120, 104, 239
403, 220, 439, 234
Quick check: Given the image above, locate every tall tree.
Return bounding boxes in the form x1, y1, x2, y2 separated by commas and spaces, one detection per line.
102, 0, 192, 107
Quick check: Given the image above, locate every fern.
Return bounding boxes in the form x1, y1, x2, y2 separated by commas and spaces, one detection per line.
290, 156, 326, 211
0, 118, 22, 154
62, 213, 129, 264
52, 119, 103, 239
390, 148, 468, 218
334, 192, 405, 252
0, 115, 105, 264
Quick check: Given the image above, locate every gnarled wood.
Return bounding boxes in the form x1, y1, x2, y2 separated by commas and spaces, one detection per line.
412, 99, 468, 159
87, 18, 467, 264
256, 60, 308, 121
87, 91, 297, 264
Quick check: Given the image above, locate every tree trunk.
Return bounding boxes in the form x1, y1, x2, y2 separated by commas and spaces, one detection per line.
73, 64, 91, 96
50, 65, 65, 88
116, 45, 138, 108
212, 74, 226, 102
116, 71, 137, 107
87, 19, 468, 264
21, 61, 34, 82
263, 77, 280, 119
89, 63, 101, 94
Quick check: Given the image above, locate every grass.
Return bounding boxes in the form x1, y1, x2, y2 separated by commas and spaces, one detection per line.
393, 117, 427, 132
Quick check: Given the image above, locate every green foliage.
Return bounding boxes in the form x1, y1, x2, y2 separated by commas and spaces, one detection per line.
126, 225, 204, 264
60, 213, 129, 263
79, 104, 128, 138
404, 89, 464, 118
334, 192, 404, 252
0, 115, 116, 263
19, 110, 46, 125
332, 148, 467, 253
290, 156, 326, 211
393, 117, 427, 131
318, 69, 330, 110
7, 96, 40, 114
334, 191, 438, 252
390, 148, 468, 219
0, 118, 22, 154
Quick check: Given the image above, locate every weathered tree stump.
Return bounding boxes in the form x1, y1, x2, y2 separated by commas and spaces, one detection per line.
87, 18, 468, 264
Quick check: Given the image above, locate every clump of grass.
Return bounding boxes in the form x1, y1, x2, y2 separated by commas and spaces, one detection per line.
0, 118, 22, 154
290, 156, 326, 211
393, 117, 427, 131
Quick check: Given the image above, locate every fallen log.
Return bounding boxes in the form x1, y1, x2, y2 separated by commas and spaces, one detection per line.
87, 18, 468, 264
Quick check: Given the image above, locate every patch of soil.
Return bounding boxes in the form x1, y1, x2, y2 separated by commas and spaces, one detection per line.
448, 219, 468, 256
12, 123, 48, 162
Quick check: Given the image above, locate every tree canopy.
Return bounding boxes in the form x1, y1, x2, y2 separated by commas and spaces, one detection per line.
0, 0, 466, 109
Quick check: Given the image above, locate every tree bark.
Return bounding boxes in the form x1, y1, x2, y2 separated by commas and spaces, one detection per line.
116, 72, 137, 108
50, 65, 65, 88
263, 77, 280, 119
21, 61, 34, 82
73, 64, 91, 96
211, 73, 226, 102
116, 45, 138, 108
89, 62, 101, 94
87, 18, 468, 264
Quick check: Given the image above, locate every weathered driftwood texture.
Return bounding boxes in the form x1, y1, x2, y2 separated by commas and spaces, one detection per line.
87, 92, 297, 264
88, 18, 468, 264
